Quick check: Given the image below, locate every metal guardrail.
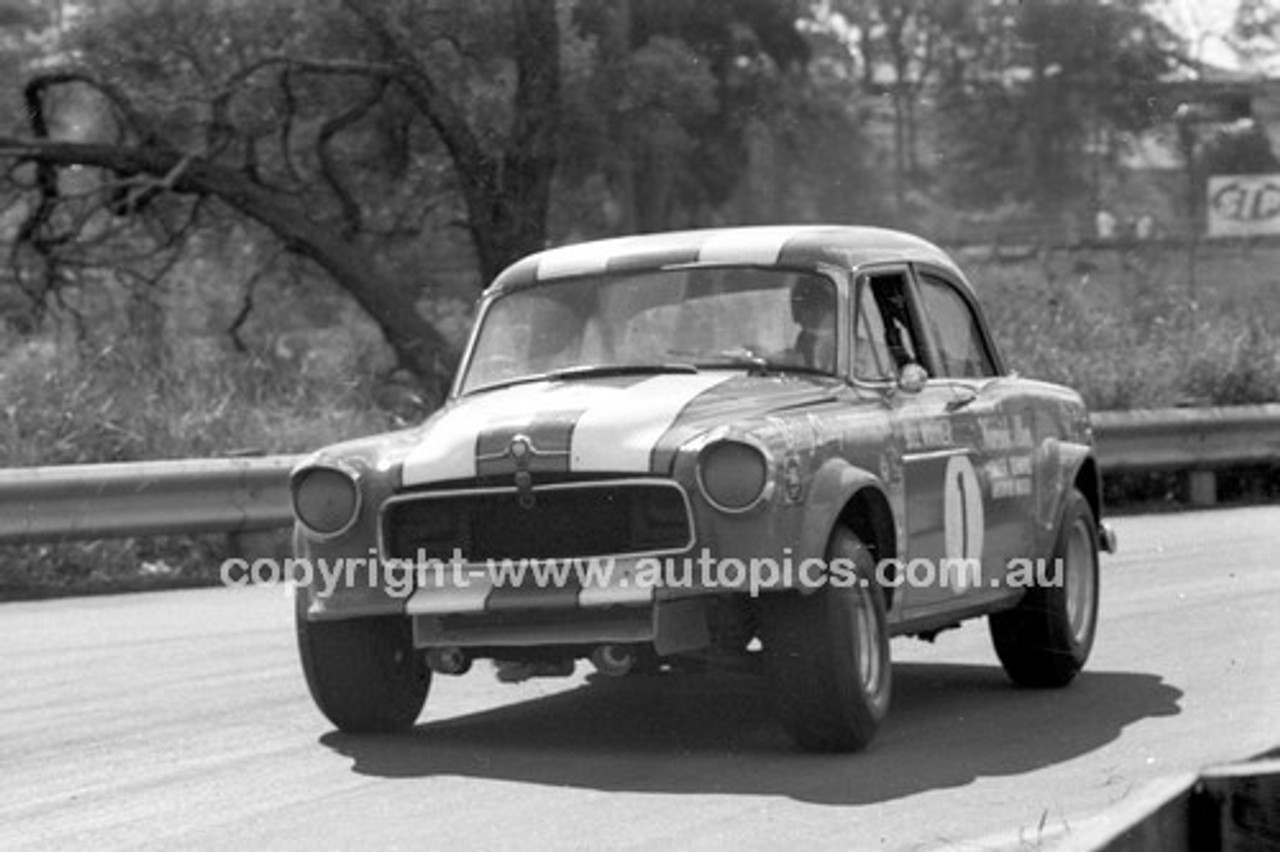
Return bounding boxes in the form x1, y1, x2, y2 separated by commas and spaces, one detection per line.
1091, 404, 1280, 472
0, 404, 1277, 545
1091, 403, 1280, 506
0, 456, 300, 545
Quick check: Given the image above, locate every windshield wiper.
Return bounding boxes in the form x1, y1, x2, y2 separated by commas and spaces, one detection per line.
543, 363, 699, 381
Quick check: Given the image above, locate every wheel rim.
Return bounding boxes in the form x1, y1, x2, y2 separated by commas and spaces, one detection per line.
853, 589, 885, 698
1064, 518, 1097, 645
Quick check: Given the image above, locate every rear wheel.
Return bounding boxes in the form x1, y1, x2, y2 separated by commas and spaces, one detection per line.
295, 591, 430, 732
761, 527, 891, 752
990, 488, 1099, 687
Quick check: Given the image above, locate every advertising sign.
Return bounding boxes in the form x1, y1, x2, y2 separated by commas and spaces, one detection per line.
1207, 174, 1280, 237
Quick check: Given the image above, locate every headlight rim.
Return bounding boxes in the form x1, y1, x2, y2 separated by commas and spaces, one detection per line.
291, 461, 363, 539
695, 437, 775, 514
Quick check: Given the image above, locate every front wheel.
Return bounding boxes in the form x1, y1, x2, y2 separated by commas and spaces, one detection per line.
295, 591, 430, 733
760, 527, 891, 752
990, 488, 1100, 687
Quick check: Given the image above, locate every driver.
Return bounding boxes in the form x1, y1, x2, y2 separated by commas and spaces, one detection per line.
787, 275, 836, 371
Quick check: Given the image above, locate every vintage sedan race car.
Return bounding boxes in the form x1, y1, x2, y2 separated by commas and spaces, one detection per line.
291, 225, 1116, 752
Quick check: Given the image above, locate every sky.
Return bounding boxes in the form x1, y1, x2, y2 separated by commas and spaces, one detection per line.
1151, 0, 1280, 75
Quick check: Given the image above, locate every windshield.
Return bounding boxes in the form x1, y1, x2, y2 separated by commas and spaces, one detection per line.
457, 267, 838, 394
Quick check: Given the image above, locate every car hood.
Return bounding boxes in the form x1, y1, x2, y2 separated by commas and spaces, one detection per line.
400, 371, 841, 486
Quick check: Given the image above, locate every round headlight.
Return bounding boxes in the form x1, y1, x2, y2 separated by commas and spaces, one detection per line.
292, 465, 360, 535
697, 440, 771, 512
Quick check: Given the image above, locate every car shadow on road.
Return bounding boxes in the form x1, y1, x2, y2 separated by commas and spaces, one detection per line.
320, 662, 1182, 806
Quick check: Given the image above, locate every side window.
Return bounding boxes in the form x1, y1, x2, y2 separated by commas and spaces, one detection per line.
915, 274, 996, 379
853, 273, 924, 381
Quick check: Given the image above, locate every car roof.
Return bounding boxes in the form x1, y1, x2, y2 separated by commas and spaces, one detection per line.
487, 225, 968, 296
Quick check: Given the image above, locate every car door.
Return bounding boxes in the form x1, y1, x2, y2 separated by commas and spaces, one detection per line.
908, 267, 1033, 609
851, 268, 976, 617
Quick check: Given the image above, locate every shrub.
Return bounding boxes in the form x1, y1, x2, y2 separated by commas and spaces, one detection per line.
969, 243, 1280, 411
0, 333, 399, 597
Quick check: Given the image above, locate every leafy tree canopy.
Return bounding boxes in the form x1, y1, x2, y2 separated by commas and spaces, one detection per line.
0, 0, 1201, 397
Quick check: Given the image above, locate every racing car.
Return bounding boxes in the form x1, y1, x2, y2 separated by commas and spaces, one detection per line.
291, 225, 1115, 751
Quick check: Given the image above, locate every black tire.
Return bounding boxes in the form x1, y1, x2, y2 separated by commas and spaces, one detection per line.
760, 527, 891, 752
295, 591, 430, 733
990, 488, 1100, 687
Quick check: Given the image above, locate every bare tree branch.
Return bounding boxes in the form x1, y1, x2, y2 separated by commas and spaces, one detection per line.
340, 0, 559, 280
318, 78, 388, 238
17, 75, 63, 258
277, 66, 304, 185
2, 3, 562, 394
227, 245, 283, 354
213, 55, 398, 104
24, 69, 152, 141
0, 135, 455, 399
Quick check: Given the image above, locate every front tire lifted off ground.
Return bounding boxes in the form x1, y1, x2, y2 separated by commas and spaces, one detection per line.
761, 526, 891, 752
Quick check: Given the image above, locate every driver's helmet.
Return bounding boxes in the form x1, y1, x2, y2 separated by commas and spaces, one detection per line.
790, 275, 834, 328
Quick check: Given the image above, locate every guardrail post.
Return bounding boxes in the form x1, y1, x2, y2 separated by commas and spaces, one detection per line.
1184, 470, 1217, 508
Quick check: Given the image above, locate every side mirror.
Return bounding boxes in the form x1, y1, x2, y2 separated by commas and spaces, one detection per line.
897, 362, 928, 395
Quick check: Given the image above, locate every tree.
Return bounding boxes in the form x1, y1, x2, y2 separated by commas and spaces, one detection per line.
564, 0, 811, 233
1228, 0, 1280, 74
3, 0, 842, 399
933, 0, 1182, 213
1, 0, 562, 402
815, 0, 949, 216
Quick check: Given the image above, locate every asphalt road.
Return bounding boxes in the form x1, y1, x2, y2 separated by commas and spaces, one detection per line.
3, 506, 1278, 851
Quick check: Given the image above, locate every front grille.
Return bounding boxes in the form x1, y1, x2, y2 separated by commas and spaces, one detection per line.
382, 480, 693, 562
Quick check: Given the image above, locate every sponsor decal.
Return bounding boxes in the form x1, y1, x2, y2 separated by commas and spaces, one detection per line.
904, 419, 953, 451
782, 455, 803, 502
985, 455, 1035, 499
879, 448, 903, 490
976, 413, 1034, 451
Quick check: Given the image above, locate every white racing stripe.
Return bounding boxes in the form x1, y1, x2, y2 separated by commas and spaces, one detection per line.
406, 565, 494, 615
402, 373, 734, 484
535, 245, 610, 280
535, 235, 652, 280
576, 556, 659, 607
570, 373, 734, 471
696, 226, 800, 264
